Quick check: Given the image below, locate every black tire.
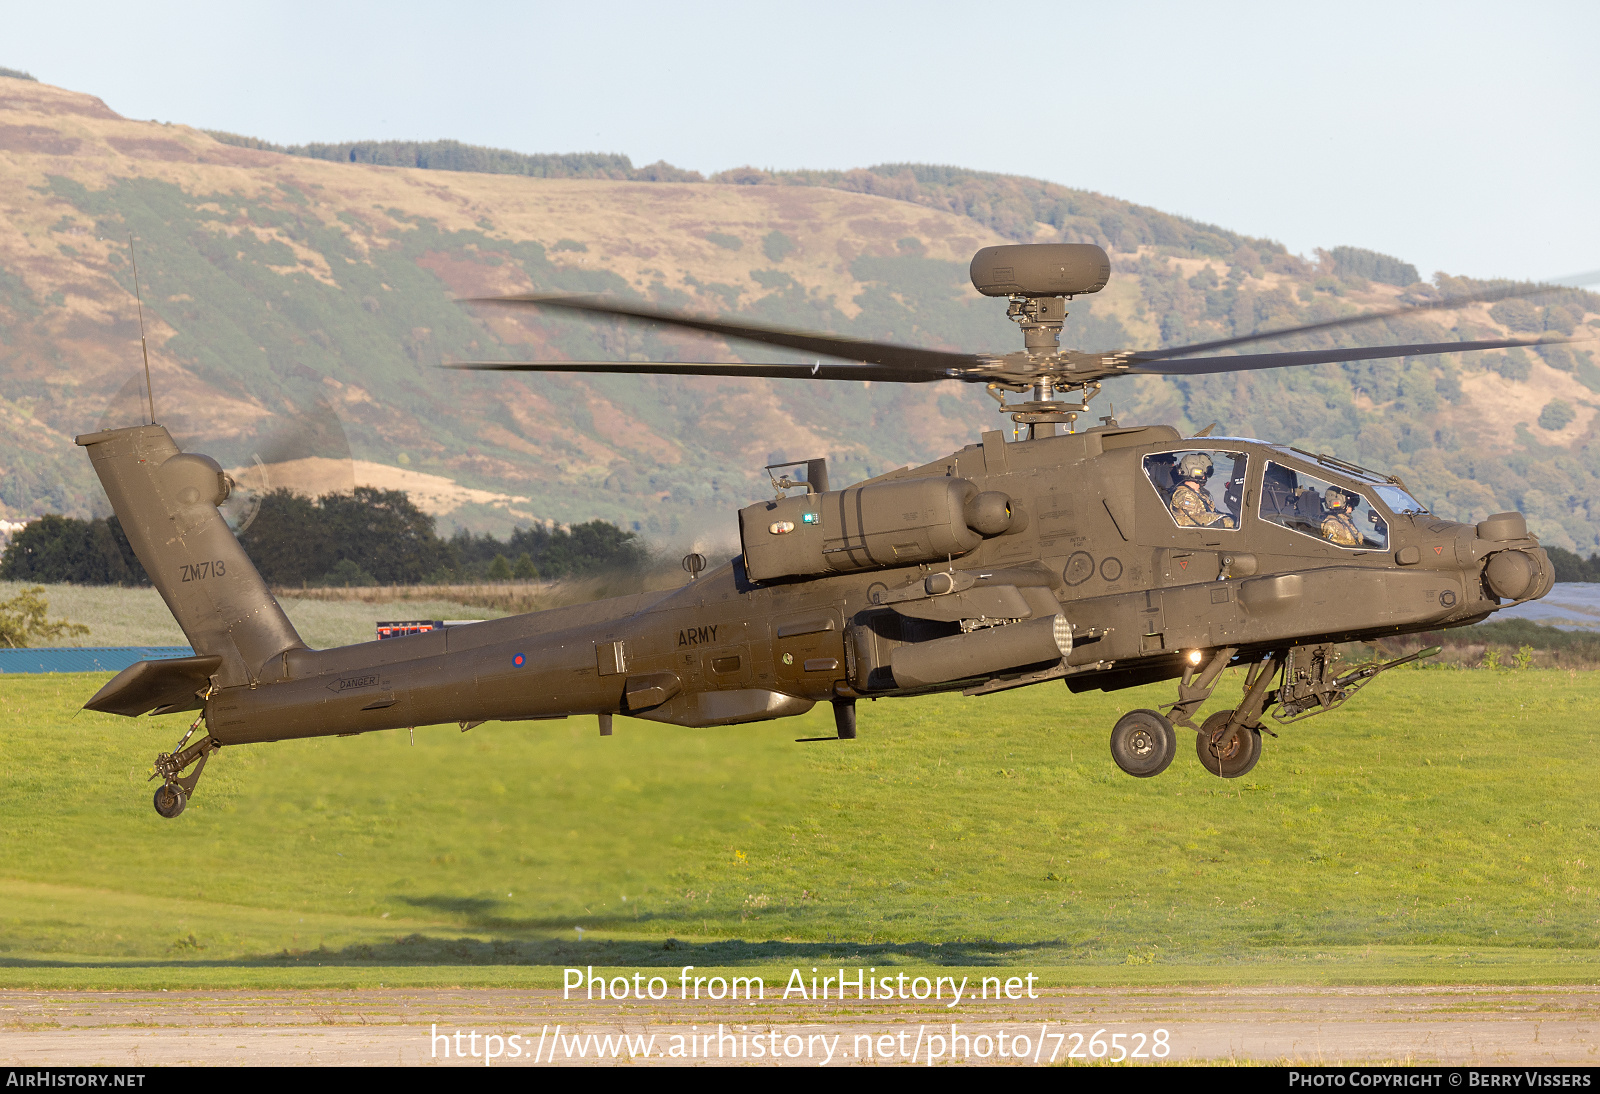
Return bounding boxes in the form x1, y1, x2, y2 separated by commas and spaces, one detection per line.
1109, 709, 1177, 778
1196, 711, 1262, 779
153, 784, 187, 819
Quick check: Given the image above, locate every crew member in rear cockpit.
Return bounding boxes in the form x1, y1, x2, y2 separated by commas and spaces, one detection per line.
1169, 453, 1237, 529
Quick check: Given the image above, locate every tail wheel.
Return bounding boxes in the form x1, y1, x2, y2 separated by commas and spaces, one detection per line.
1110, 709, 1177, 778
1196, 710, 1262, 779
153, 784, 187, 819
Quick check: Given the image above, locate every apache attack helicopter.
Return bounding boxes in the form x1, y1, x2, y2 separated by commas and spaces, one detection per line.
78, 243, 1569, 817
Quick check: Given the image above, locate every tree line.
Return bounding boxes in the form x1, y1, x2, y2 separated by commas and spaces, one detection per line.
0, 487, 649, 587
0, 514, 149, 585
204, 133, 702, 183
1549, 546, 1600, 583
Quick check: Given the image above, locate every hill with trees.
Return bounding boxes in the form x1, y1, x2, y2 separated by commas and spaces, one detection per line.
3, 74, 1599, 553
0, 488, 646, 587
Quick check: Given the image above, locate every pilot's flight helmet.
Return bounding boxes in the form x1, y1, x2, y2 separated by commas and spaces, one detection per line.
1324, 487, 1351, 511
1178, 453, 1214, 482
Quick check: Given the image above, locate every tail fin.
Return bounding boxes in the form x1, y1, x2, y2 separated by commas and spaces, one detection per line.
75, 424, 305, 687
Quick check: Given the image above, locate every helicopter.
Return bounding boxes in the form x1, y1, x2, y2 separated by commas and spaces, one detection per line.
77, 243, 1569, 817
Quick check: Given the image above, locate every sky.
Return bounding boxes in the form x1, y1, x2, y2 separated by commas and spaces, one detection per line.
6, 1, 1597, 283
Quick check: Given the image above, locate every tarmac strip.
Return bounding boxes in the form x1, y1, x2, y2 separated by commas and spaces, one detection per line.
1, 985, 1596, 1066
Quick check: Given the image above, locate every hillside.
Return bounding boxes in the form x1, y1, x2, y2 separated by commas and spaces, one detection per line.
3, 75, 1599, 549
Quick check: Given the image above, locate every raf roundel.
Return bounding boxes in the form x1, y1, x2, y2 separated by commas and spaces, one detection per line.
512, 652, 526, 667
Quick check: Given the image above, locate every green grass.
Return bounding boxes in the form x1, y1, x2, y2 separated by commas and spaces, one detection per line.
0, 667, 1596, 988
0, 581, 505, 649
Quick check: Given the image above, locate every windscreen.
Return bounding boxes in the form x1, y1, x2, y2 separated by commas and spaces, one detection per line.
1372, 483, 1429, 515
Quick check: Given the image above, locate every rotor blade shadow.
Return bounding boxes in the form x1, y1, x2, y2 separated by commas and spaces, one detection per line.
0, 936, 1072, 969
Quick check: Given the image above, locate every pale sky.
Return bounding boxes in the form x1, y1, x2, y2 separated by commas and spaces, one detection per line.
6, 1, 1596, 283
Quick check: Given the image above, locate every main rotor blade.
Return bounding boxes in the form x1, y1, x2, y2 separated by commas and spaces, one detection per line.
1127, 335, 1576, 377
1137, 280, 1582, 363
444, 359, 945, 382
461, 293, 977, 374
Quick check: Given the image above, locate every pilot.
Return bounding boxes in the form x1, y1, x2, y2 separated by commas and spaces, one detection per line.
1168, 453, 1237, 529
1320, 487, 1363, 547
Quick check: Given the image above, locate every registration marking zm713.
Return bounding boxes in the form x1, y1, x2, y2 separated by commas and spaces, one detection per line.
179, 560, 227, 582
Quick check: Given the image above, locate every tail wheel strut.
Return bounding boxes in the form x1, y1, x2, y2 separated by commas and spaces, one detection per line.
149, 718, 220, 818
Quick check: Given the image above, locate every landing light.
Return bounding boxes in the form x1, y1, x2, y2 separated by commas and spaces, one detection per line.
1187, 650, 1204, 665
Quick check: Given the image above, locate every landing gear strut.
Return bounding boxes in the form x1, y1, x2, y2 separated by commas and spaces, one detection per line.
1164, 647, 1238, 732
1160, 647, 1286, 780
1106, 647, 1240, 779
1136, 642, 1444, 782
148, 715, 219, 819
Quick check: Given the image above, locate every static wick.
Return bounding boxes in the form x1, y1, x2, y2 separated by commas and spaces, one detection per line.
128, 237, 156, 425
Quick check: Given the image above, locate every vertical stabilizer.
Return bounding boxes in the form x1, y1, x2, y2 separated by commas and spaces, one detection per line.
75, 424, 304, 687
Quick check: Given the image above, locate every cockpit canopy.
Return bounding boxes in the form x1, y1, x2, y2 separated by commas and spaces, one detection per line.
1142, 443, 1429, 552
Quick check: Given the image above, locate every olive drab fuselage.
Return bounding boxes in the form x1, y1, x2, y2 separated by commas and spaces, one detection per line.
78, 420, 1552, 747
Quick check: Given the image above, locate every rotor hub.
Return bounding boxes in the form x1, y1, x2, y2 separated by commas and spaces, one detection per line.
1007, 295, 1067, 354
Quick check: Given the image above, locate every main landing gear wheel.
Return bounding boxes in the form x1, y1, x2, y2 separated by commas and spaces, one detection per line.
1110, 709, 1177, 778
153, 784, 187, 819
1196, 711, 1262, 779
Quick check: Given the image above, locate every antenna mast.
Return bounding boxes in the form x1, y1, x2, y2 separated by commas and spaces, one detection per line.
128, 237, 155, 425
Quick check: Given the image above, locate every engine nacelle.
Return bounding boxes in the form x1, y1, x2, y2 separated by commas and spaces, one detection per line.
741, 476, 995, 582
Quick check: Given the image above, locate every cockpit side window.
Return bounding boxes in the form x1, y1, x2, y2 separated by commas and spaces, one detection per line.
1143, 450, 1247, 532
1260, 460, 1387, 550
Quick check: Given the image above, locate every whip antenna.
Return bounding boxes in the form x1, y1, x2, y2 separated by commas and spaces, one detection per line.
128, 236, 155, 425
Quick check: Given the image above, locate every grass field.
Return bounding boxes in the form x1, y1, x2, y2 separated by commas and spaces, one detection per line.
1, 663, 1596, 989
